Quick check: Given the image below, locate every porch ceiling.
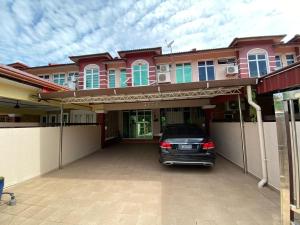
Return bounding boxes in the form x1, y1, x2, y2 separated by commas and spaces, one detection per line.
38, 78, 257, 104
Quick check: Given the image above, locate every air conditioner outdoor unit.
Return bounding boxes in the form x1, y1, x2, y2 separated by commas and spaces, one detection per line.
226, 65, 238, 75
157, 72, 171, 83
158, 64, 170, 72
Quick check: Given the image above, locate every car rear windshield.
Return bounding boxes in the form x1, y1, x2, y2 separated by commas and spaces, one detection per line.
163, 125, 205, 138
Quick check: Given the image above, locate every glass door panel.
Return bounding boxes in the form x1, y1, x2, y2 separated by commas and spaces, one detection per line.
123, 110, 152, 139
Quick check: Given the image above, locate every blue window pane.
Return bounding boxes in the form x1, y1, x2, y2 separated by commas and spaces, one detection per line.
206, 61, 214, 65
275, 61, 281, 68
133, 65, 140, 71
199, 67, 206, 81
176, 65, 183, 83
108, 70, 115, 88
183, 64, 192, 82
275, 56, 282, 69
207, 67, 215, 80
198, 61, 205, 66
133, 71, 140, 86
286, 55, 295, 65
141, 70, 148, 85
258, 61, 267, 76
141, 64, 148, 70
257, 54, 266, 60
109, 76, 115, 88
249, 61, 258, 77
248, 55, 256, 60
85, 68, 99, 89
120, 70, 127, 87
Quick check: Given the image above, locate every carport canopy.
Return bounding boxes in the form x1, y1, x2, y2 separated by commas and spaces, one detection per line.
38, 78, 257, 172
38, 78, 258, 104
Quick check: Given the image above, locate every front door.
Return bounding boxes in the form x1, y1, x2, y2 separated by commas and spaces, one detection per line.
123, 110, 152, 139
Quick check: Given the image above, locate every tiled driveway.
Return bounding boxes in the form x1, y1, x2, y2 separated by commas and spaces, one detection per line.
0, 143, 280, 225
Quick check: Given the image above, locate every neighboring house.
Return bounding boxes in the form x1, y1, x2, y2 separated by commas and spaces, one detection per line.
7, 34, 300, 141
0, 64, 70, 124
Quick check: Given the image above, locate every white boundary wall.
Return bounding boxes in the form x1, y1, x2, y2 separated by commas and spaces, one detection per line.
211, 122, 291, 190
0, 125, 101, 187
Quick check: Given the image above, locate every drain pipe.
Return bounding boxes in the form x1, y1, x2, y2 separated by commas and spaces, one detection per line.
247, 85, 268, 188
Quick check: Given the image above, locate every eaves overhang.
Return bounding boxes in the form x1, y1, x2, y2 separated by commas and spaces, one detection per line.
0, 64, 70, 92
69, 52, 113, 63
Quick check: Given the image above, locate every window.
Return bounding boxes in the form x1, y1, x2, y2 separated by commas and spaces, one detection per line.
68, 72, 79, 81
38, 75, 49, 80
84, 65, 99, 89
275, 56, 282, 70
120, 69, 127, 88
41, 115, 47, 124
286, 54, 295, 65
58, 113, 69, 123
53, 74, 65, 85
248, 53, 268, 77
49, 114, 57, 124
108, 70, 116, 88
176, 63, 192, 83
198, 61, 215, 81
132, 62, 149, 86
217, 58, 236, 64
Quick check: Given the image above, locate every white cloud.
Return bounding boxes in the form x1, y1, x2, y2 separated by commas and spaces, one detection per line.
0, 0, 299, 66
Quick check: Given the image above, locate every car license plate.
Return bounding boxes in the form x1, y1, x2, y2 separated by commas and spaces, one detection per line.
180, 144, 192, 150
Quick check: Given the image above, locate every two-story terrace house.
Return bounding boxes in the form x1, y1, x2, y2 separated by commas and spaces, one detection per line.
10, 34, 300, 143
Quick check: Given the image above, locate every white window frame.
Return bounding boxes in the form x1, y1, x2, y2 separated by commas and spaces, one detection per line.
38, 74, 50, 80
131, 59, 149, 87
84, 64, 100, 90
53, 73, 66, 86
175, 62, 192, 83
67, 71, 79, 82
198, 60, 215, 81
275, 55, 282, 70
247, 48, 269, 78
286, 54, 295, 65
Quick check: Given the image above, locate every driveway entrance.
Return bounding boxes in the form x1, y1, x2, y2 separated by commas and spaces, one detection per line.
1, 143, 280, 225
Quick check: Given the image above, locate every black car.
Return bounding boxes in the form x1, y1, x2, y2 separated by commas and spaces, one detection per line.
159, 124, 215, 166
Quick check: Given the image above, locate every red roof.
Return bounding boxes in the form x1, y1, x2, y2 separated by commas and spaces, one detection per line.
258, 61, 300, 94
228, 34, 286, 47
0, 64, 70, 92
118, 47, 162, 58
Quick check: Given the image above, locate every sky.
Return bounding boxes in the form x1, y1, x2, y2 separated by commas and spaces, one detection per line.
0, 0, 299, 67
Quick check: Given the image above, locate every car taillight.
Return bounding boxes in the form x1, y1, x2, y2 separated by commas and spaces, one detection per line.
202, 140, 215, 150
160, 141, 172, 149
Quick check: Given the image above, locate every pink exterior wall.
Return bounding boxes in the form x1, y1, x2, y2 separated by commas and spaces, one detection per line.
238, 44, 276, 78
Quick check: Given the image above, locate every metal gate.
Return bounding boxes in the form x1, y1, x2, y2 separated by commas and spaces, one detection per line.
274, 89, 300, 225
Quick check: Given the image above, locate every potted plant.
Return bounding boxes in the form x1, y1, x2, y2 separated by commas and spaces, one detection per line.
0, 176, 4, 200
